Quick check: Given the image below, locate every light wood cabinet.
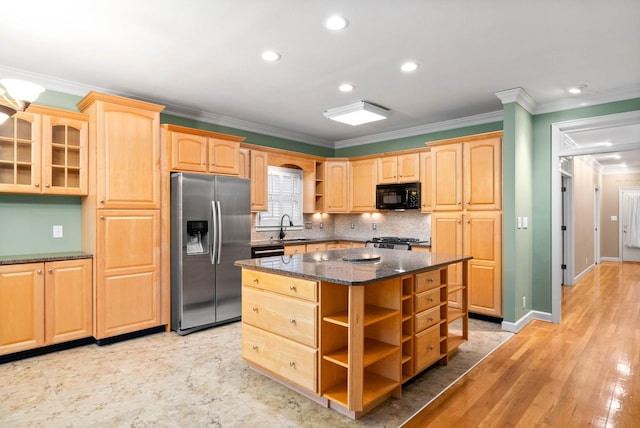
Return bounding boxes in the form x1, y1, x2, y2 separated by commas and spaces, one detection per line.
78, 92, 165, 340
166, 125, 244, 176
419, 151, 432, 212
238, 147, 250, 178
432, 211, 502, 317
377, 153, 420, 184
324, 160, 349, 212
250, 150, 268, 211
0, 107, 88, 195
349, 158, 377, 212
284, 244, 306, 255
241, 269, 319, 393
0, 258, 92, 356
306, 242, 327, 252
430, 136, 501, 212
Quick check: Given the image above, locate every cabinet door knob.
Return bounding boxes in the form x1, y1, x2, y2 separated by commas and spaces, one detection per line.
428, 297, 434, 302
428, 317, 434, 322
34, 183, 40, 188
289, 361, 296, 367
252, 345, 258, 350
289, 318, 296, 324
466, 200, 470, 204
427, 345, 434, 351
457, 201, 461, 205
37, 269, 43, 274
99, 200, 104, 204
289, 284, 296, 291
45, 184, 50, 188
48, 269, 53, 273
252, 307, 258, 312
427, 278, 434, 283
252, 278, 258, 283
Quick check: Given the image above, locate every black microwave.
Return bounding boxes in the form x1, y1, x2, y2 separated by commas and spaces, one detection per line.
376, 182, 421, 210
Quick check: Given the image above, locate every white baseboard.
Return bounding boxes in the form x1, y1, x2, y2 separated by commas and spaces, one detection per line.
574, 264, 595, 283
501, 310, 553, 333
600, 257, 621, 262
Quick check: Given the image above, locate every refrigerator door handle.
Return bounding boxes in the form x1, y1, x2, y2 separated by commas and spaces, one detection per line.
216, 201, 222, 264
211, 200, 217, 265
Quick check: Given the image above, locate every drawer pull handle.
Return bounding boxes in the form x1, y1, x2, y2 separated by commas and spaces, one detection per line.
428, 297, 434, 302
427, 278, 434, 283
252, 307, 258, 312
252, 278, 258, 283
289, 284, 296, 291
289, 361, 296, 367
427, 345, 434, 351
428, 317, 433, 322
252, 345, 258, 350
289, 318, 296, 324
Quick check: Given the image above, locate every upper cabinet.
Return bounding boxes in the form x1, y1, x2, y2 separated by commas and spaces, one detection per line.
250, 149, 268, 212
0, 106, 88, 195
166, 125, 244, 175
324, 160, 349, 212
430, 134, 502, 211
350, 158, 377, 212
419, 151, 432, 213
377, 153, 420, 184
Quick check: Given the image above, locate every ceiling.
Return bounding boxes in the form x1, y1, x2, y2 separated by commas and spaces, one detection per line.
0, 1, 639, 158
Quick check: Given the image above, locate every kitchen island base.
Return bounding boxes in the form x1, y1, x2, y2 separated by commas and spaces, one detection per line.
237, 249, 470, 419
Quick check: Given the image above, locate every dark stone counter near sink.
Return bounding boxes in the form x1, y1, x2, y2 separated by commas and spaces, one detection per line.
0, 251, 93, 265
235, 247, 470, 286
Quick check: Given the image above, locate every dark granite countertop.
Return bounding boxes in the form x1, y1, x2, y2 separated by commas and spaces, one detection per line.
235, 248, 469, 285
0, 251, 93, 265
250, 237, 431, 249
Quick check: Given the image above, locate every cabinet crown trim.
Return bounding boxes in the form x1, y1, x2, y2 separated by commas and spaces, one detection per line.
161, 124, 245, 142
426, 131, 503, 148
77, 91, 165, 113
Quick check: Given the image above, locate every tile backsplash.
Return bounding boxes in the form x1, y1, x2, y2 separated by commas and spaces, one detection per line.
252, 211, 431, 243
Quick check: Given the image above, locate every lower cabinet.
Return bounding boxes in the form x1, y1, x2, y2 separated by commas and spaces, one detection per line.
241, 270, 319, 393
0, 258, 92, 356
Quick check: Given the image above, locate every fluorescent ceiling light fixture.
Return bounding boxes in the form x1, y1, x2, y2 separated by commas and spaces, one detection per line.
261, 50, 281, 61
339, 83, 354, 92
568, 84, 587, 94
401, 61, 419, 72
323, 101, 390, 126
325, 15, 349, 30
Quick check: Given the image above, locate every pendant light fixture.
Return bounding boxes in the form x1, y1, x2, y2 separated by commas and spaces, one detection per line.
0, 79, 45, 124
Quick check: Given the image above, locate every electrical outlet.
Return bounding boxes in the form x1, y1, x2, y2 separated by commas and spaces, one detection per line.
372, 223, 377, 230
522, 295, 526, 309
350, 223, 355, 229
319, 222, 324, 229
53, 225, 63, 238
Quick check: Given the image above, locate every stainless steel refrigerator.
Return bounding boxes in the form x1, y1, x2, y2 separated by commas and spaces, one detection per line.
171, 172, 250, 335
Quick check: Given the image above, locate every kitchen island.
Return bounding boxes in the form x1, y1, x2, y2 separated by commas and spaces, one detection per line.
235, 248, 471, 419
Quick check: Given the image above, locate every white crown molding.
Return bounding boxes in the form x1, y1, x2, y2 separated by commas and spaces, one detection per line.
533, 83, 640, 115
334, 110, 504, 149
495, 87, 537, 113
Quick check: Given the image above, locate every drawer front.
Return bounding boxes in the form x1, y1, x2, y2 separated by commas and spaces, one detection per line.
242, 269, 318, 301
414, 305, 441, 333
242, 324, 317, 392
414, 325, 442, 373
242, 286, 317, 347
415, 288, 441, 312
415, 269, 442, 292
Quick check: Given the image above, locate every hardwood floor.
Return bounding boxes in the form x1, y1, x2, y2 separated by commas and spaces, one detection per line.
403, 261, 640, 427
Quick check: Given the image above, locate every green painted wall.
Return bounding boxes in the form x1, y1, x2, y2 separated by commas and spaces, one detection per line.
335, 122, 503, 157
0, 195, 82, 256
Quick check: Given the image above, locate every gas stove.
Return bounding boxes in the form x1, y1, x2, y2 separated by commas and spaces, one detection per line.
365, 236, 421, 250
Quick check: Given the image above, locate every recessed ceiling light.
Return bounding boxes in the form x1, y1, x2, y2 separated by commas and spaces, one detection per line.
401, 61, 419, 72
568, 84, 587, 94
261, 51, 281, 61
325, 15, 349, 31
339, 83, 354, 92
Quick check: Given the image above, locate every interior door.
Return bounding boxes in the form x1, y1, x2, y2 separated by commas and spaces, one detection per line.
621, 189, 640, 262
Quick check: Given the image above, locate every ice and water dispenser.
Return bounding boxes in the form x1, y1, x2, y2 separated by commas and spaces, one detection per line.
186, 220, 208, 255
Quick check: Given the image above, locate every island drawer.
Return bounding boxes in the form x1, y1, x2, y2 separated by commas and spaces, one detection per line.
415, 288, 440, 312
415, 269, 442, 292
242, 269, 318, 301
414, 324, 443, 373
242, 324, 317, 393
242, 286, 318, 348
414, 305, 441, 333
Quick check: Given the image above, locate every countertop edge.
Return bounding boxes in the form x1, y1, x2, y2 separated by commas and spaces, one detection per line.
0, 252, 94, 265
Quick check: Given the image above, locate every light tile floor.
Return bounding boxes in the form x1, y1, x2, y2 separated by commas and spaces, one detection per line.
1, 319, 511, 427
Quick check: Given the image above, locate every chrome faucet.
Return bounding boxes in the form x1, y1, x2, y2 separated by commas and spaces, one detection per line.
279, 214, 293, 240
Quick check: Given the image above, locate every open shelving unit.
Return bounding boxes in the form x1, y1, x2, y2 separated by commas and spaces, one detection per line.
320, 278, 402, 416
314, 160, 324, 212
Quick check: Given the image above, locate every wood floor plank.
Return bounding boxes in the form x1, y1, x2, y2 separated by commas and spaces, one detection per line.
402, 262, 640, 427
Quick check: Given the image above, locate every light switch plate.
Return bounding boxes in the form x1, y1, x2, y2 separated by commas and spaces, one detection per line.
522, 217, 528, 228
53, 225, 63, 238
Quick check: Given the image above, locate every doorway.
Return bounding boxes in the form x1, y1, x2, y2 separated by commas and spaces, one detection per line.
551, 110, 640, 323
620, 188, 640, 262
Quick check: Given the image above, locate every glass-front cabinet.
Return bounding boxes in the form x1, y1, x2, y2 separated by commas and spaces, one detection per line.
0, 106, 88, 195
